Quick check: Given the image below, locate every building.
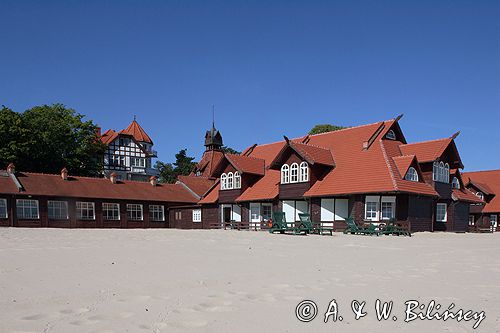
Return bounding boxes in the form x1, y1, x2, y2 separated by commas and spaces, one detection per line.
174, 115, 483, 232
462, 170, 500, 232
100, 117, 160, 182
0, 164, 198, 228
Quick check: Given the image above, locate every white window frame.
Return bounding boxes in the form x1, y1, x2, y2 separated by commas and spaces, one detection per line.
281, 164, 289, 184
262, 203, 272, 222
404, 167, 419, 182
365, 196, 380, 221
131, 157, 145, 167
234, 171, 241, 189
227, 172, 234, 189
48, 200, 69, 220
433, 161, 439, 181
444, 163, 450, 183
436, 203, 447, 222
103, 203, 120, 221
380, 196, 396, 220
76, 201, 95, 220
192, 209, 202, 222
221, 173, 227, 190
476, 192, 484, 200
300, 161, 309, 182
127, 204, 143, 221
290, 163, 299, 183
451, 177, 460, 189
0, 199, 8, 219
16, 199, 40, 220
149, 205, 165, 221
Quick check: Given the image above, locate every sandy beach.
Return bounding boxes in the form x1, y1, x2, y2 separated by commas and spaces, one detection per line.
0, 228, 499, 333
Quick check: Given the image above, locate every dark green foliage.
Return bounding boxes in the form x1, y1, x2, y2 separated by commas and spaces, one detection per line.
308, 124, 347, 135
221, 146, 241, 155
155, 149, 197, 184
0, 104, 105, 176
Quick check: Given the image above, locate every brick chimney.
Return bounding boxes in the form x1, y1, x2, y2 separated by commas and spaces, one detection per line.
110, 172, 118, 184
96, 127, 102, 137
6, 163, 15, 174
150, 176, 158, 186
61, 167, 68, 180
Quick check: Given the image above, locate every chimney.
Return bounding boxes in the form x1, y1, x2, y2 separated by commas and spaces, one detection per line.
96, 127, 102, 137
6, 163, 15, 174
150, 176, 158, 186
362, 141, 369, 150
61, 167, 68, 180
110, 172, 118, 184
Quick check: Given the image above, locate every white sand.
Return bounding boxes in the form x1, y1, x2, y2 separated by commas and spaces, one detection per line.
0, 228, 499, 333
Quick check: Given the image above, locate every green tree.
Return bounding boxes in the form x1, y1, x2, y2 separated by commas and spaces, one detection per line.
0, 104, 105, 176
221, 146, 241, 155
155, 149, 197, 184
308, 124, 347, 135
0, 106, 32, 167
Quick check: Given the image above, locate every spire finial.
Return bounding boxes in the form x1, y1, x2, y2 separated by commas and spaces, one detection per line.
212, 105, 215, 129
133, 114, 136, 121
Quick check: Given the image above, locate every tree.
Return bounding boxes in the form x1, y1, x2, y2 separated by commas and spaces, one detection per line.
0, 104, 105, 176
308, 124, 347, 135
221, 146, 241, 155
0, 106, 31, 167
155, 149, 197, 184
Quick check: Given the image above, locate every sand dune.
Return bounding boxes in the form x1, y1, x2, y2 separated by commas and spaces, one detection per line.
0, 228, 499, 332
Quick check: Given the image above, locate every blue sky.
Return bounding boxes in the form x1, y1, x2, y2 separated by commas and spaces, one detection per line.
1, 0, 499, 171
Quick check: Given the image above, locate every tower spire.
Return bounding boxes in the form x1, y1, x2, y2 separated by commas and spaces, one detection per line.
212, 105, 215, 129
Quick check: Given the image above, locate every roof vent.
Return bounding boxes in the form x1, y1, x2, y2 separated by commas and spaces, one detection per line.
61, 167, 68, 180
7, 163, 15, 174
110, 172, 118, 184
150, 176, 158, 186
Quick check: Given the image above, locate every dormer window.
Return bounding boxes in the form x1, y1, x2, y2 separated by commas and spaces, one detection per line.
451, 177, 460, 189
432, 160, 450, 183
220, 172, 241, 190
300, 162, 309, 182
386, 130, 396, 140
405, 167, 419, 182
476, 192, 484, 200
290, 163, 299, 183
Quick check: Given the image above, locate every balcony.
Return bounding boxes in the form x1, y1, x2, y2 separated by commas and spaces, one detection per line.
145, 149, 158, 157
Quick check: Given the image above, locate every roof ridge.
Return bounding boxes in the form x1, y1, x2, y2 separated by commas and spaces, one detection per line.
379, 140, 399, 191
402, 137, 452, 147
225, 153, 265, 162
293, 141, 330, 151
462, 169, 500, 174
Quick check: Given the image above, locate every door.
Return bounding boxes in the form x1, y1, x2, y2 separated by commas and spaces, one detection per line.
250, 203, 261, 230
223, 207, 232, 224
491, 215, 498, 232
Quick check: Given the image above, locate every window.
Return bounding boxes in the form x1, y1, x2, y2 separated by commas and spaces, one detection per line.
405, 167, 419, 182
282, 200, 309, 222
103, 203, 120, 220
468, 215, 475, 226
76, 202, 95, 220
0, 199, 7, 218
234, 172, 241, 189
386, 130, 396, 140
444, 163, 450, 183
476, 192, 484, 200
300, 162, 309, 182
131, 157, 145, 167
281, 164, 289, 184
433, 161, 439, 181
451, 177, 460, 189
175, 211, 182, 220
221, 173, 227, 190
192, 209, 202, 222
262, 204, 272, 222
127, 204, 143, 221
365, 196, 379, 221
227, 172, 234, 189
320, 198, 335, 221
433, 160, 450, 183
490, 215, 497, 225
16, 199, 39, 219
290, 163, 299, 183
381, 197, 396, 220
110, 155, 120, 166
48, 201, 68, 220
439, 162, 445, 183
149, 205, 165, 221
250, 203, 260, 221
436, 203, 447, 222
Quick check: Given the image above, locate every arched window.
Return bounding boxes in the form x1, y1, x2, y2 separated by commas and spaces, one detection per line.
290, 163, 299, 183
221, 173, 227, 190
227, 172, 233, 189
439, 162, 445, 182
433, 161, 439, 181
234, 171, 241, 189
444, 163, 450, 183
405, 167, 419, 182
386, 130, 396, 140
452, 177, 460, 189
281, 164, 289, 184
300, 162, 309, 182
476, 192, 484, 200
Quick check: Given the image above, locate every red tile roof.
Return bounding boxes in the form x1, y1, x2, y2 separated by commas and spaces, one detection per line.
236, 170, 280, 202
392, 155, 416, 178
177, 175, 216, 197
0, 172, 198, 203
452, 188, 484, 204
283, 141, 335, 166
225, 154, 265, 176
198, 179, 220, 204
100, 129, 119, 145
194, 150, 224, 177
120, 120, 153, 144
399, 138, 452, 163
462, 170, 500, 213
